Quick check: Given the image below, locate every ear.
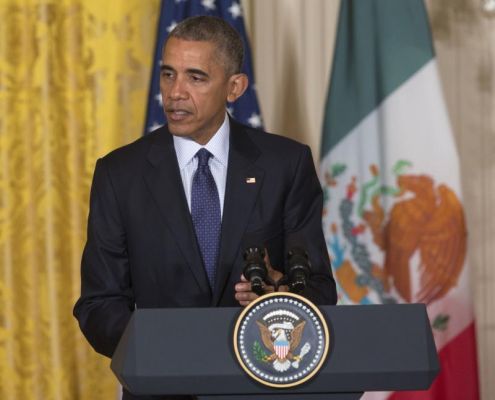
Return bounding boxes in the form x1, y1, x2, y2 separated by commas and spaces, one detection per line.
226, 73, 249, 102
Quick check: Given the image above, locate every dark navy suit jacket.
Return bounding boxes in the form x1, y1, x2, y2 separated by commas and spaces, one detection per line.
74, 119, 337, 399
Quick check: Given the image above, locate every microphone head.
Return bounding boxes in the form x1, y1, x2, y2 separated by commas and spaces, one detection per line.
242, 235, 267, 296
286, 244, 311, 293
243, 245, 265, 261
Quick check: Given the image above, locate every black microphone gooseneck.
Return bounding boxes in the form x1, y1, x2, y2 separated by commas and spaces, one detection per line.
243, 246, 268, 296
286, 246, 311, 293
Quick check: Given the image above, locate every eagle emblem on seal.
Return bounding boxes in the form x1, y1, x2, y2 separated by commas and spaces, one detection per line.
234, 293, 330, 388
256, 310, 311, 372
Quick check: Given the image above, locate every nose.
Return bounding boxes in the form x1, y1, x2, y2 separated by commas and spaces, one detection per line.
167, 76, 187, 101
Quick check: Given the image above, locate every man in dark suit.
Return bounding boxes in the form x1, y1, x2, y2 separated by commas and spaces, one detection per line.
74, 15, 337, 400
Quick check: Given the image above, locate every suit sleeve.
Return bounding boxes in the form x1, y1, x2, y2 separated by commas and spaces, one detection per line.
73, 158, 134, 358
283, 145, 338, 305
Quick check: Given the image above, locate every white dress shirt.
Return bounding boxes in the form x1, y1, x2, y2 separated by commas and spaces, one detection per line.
173, 113, 229, 218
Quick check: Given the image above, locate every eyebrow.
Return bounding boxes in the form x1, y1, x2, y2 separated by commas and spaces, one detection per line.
160, 64, 209, 78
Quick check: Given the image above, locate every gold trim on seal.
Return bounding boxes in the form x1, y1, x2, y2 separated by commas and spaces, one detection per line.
233, 292, 330, 388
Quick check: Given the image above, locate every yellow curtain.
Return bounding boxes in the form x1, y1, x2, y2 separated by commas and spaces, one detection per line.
0, 1, 160, 398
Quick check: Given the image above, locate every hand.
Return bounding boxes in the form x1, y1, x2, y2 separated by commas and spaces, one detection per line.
234, 249, 289, 306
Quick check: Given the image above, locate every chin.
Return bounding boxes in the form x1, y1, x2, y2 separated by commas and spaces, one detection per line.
168, 124, 193, 138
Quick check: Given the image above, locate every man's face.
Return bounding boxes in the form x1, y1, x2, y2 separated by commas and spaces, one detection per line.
160, 38, 233, 144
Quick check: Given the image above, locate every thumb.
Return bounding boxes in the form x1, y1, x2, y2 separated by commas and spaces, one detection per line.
264, 248, 273, 271
264, 248, 283, 281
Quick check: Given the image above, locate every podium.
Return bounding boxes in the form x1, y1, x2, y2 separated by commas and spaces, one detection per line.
111, 304, 439, 399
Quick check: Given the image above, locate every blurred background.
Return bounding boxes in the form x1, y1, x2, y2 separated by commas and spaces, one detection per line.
0, 0, 493, 399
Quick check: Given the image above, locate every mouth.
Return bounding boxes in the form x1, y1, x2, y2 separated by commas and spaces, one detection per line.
165, 108, 192, 122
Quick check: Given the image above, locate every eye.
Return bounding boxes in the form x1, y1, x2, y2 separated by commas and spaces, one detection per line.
190, 74, 206, 83
161, 70, 175, 79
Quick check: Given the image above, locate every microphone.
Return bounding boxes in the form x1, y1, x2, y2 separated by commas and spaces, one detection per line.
286, 246, 311, 293
242, 239, 268, 296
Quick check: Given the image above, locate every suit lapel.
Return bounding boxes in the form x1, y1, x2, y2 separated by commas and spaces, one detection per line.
143, 128, 211, 295
212, 121, 264, 305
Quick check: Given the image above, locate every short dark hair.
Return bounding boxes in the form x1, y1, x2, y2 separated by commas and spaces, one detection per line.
166, 16, 244, 76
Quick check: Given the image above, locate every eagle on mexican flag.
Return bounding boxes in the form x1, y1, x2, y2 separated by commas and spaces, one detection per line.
320, 1, 479, 399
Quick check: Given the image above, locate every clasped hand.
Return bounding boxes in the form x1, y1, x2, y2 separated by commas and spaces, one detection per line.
234, 251, 289, 306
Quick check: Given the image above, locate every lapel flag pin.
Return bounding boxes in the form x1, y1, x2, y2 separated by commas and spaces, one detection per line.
246, 177, 256, 184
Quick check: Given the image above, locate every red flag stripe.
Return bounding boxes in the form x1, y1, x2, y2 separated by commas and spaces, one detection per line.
388, 322, 479, 400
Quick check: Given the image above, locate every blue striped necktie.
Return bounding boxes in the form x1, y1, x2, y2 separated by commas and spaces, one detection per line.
191, 148, 221, 289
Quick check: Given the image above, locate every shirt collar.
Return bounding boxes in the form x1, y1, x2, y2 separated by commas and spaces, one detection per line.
173, 113, 230, 170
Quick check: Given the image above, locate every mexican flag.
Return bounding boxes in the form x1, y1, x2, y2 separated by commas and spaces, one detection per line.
319, 1, 479, 399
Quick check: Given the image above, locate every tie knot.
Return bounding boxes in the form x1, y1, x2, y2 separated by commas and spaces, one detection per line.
196, 148, 212, 167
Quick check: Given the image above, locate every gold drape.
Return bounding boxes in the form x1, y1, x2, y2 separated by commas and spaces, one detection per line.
0, 1, 160, 398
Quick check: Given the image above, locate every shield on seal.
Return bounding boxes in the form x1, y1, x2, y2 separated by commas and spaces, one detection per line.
274, 338, 290, 360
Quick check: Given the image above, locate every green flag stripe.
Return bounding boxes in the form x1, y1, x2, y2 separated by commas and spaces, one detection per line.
321, 0, 434, 156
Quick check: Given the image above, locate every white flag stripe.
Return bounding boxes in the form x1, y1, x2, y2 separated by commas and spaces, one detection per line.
321, 60, 473, 350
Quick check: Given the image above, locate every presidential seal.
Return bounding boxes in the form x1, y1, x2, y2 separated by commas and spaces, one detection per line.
233, 292, 330, 388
